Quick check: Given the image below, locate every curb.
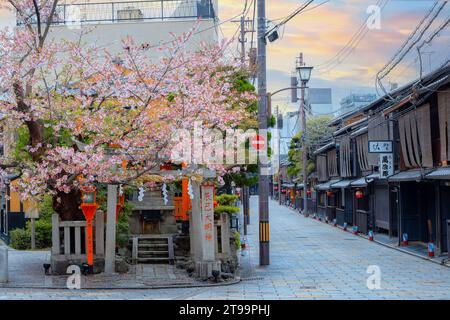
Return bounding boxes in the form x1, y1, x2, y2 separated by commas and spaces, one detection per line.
0, 277, 242, 291
281, 202, 450, 269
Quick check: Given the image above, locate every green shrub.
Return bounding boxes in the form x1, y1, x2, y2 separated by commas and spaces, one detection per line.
116, 201, 133, 249
38, 194, 55, 221
10, 228, 31, 250
31, 219, 52, 249
215, 194, 240, 219
233, 231, 241, 250
216, 194, 238, 206
214, 205, 240, 215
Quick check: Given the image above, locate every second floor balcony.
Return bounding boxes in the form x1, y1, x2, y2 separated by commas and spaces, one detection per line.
17, 0, 216, 26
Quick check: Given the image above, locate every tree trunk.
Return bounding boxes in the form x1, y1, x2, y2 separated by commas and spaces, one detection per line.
25, 120, 46, 161
53, 189, 84, 221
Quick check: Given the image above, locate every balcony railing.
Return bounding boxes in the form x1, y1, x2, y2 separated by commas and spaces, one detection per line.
17, 0, 215, 26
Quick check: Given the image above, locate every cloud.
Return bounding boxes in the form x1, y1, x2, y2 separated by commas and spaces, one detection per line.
220, 0, 449, 104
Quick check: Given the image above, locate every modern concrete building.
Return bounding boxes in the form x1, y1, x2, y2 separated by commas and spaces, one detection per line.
339, 93, 377, 116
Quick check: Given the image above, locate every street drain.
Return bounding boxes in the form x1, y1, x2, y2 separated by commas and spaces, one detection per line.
241, 277, 264, 282
343, 238, 358, 241
299, 286, 317, 290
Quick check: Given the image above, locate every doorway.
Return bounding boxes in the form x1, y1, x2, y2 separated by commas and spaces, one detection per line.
440, 185, 450, 253
389, 187, 399, 238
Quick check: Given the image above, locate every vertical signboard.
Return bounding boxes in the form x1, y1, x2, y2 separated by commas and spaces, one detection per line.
201, 185, 215, 261
379, 153, 394, 179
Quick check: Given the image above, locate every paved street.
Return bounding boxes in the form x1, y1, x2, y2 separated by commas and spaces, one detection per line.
2, 196, 450, 299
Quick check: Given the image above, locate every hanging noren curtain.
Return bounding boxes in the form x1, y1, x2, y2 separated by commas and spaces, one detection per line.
356, 133, 370, 172
398, 104, 433, 169
327, 149, 338, 177
438, 90, 450, 163
317, 154, 328, 182
339, 136, 352, 177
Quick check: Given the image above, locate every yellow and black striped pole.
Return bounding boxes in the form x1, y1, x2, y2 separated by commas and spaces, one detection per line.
259, 221, 270, 243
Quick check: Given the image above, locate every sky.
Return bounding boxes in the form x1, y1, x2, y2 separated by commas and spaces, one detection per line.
0, 0, 449, 113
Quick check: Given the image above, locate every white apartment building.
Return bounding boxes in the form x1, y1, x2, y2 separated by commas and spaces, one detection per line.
23, 0, 219, 57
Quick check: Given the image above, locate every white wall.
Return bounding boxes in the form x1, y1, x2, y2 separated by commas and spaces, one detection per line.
49, 0, 219, 58
48, 19, 218, 58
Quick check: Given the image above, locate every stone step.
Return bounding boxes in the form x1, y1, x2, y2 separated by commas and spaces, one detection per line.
138, 239, 168, 244
138, 250, 169, 255
138, 243, 168, 248
137, 257, 170, 263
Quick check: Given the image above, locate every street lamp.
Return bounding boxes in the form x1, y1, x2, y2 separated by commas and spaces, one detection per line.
295, 54, 313, 217
297, 65, 313, 84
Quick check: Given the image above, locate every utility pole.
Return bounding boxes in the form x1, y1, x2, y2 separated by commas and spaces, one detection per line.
240, 16, 246, 64
273, 106, 278, 201
276, 107, 282, 205
298, 53, 308, 215
242, 186, 248, 236
257, 0, 269, 266
232, 17, 254, 64
240, 15, 248, 237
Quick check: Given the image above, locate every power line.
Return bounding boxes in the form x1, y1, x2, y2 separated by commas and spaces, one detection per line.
417, 14, 450, 78
316, 0, 389, 73
270, 0, 330, 22
265, 0, 315, 37
375, 1, 447, 99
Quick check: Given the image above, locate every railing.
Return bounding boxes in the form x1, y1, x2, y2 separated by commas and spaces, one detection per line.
51, 212, 104, 260
17, 0, 215, 26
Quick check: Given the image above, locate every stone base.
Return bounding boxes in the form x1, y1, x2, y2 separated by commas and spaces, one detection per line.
0, 246, 8, 283
195, 260, 221, 279
51, 255, 105, 275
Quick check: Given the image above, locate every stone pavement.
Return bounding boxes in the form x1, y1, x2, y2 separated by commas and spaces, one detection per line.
2, 196, 450, 299
3, 249, 204, 289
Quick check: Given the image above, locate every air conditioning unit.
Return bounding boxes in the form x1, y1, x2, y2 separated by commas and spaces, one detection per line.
117, 7, 144, 20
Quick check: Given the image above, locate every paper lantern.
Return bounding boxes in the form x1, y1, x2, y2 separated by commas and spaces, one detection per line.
355, 190, 364, 199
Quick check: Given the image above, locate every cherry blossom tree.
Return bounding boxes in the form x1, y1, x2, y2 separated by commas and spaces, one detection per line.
0, 0, 255, 220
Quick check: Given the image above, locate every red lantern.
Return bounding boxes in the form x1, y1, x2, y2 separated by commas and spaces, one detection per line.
355, 190, 364, 199
80, 185, 99, 273
326, 191, 333, 197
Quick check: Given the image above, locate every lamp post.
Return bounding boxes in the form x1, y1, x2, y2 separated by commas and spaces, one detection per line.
80, 185, 99, 274
296, 53, 313, 216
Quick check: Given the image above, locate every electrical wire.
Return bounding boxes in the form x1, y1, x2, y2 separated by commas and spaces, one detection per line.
417, 15, 450, 79
316, 0, 389, 73
270, 0, 330, 22
375, 1, 447, 99
265, 0, 315, 37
